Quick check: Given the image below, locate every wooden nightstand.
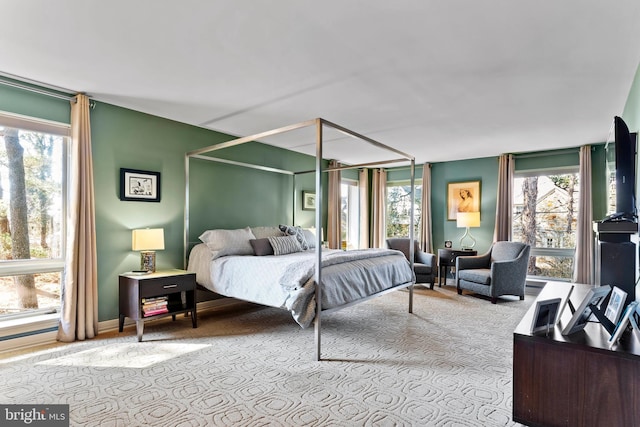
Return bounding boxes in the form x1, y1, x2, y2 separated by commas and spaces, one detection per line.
119, 269, 197, 341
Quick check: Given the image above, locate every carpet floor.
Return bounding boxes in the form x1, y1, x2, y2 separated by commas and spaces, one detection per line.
0, 284, 533, 426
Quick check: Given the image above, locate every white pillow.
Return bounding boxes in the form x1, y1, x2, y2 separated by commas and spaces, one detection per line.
302, 228, 318, 249
198, 227, 256, 258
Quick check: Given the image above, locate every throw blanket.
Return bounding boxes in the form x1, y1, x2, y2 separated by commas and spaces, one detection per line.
283, 249, 409, 327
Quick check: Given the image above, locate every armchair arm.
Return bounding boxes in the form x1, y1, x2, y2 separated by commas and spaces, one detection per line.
456, 251, 491, 270
416, 251, 435, 268
489, 248, 530, 295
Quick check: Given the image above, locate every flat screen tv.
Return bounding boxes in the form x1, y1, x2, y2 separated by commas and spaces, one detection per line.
604, 116, 637, 221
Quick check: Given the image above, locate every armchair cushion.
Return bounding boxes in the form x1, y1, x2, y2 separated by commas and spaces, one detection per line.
457, 269, 491, 285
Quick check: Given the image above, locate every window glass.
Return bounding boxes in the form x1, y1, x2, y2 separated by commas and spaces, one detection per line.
0, 119, 66, 317
512, 172, 579, 279
386, 182, 422, 239
341, 181, 359, 249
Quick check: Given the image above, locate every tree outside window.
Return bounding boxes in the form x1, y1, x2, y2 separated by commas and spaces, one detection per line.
512, 172, 578, 280
386, 182, 422, 239
0, 123, 65, 317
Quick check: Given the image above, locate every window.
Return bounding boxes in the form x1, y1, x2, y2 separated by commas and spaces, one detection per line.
386, 181, 422, 239
0, 112, 68, 321
512, 169, 579, 280
341, 180, 359, 249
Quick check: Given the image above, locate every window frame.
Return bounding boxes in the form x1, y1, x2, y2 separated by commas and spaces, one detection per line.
0, 110, 69, 319
512, 165, 579, 281
385, 179, 422, 239
340, 178, 360, 249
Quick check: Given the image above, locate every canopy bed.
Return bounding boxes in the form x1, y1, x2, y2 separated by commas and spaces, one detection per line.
184, 118, 417, 360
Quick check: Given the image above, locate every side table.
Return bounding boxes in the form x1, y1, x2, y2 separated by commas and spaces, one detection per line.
438, 248, 477, 286
119, 269, 197, 341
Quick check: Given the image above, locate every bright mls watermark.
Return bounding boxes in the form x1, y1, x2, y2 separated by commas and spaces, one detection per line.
0, 405, 68, 426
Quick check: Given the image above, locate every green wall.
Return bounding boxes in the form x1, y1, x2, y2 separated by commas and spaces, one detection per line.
431, 157, 498, 254
623, 61, 640, 132
1, 87, 320, 322
0, 79, 618, 325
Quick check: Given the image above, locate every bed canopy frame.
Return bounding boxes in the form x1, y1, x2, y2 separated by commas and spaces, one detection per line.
185, 118, 416, 360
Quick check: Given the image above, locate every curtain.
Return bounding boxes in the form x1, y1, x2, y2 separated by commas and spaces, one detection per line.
573, 145, 594, 284
371, 168, 387, 248
57, 94, 98, 342
327, 160, 341, 249
420, 163, 433, 253
493, 154, 514, 242
358, 168, 369, 248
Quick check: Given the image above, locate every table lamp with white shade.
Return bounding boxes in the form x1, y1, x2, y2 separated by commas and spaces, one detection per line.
457, 212, 480, 250
132, 228, 165, 272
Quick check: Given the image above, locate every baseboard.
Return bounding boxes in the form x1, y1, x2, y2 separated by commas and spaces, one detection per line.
0, 298, 248, 354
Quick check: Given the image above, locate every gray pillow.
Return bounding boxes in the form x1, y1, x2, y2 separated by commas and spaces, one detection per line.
278, 224, 309, 250
250, 238, 274, 256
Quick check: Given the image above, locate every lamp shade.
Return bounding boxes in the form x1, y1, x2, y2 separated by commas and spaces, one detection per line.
457, 212, 480, 228
132, 228, 165, 251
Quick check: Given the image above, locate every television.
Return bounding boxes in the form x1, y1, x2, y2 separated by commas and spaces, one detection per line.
603, 116, 637, 222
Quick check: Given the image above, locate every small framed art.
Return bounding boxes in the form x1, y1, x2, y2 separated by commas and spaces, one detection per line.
447, 180, 481, 220
530, 298, 562, 334
120, 168, 161, 202
302, 191, 316, 210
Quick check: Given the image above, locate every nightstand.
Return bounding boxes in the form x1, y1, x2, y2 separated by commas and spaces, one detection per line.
438, 248, 477, 286
119, 269, 197, 341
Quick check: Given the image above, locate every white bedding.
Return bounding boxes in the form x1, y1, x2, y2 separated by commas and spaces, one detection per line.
188, 243, 414, 327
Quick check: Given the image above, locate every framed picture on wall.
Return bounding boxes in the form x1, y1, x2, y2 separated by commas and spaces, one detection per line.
120, 168, 161, 202
447, 180, 481, 220
302, 191, 316, 210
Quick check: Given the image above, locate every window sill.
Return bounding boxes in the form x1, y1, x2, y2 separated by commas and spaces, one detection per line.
0, 312, 59, 340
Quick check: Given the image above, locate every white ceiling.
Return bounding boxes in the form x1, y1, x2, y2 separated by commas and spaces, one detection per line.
2, 1, 640, 165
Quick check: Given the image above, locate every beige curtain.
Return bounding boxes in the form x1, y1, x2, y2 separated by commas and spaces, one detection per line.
371, 168, 387, 248
573, 145, 594, 284
493, 154, 514, 242
420, 163, 433, 253
57, 94, 98, 342
358, 168, 369, 248
327, 160, 341, 249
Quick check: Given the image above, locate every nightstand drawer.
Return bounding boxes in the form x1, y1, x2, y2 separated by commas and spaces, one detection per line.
139, 275, 195, 298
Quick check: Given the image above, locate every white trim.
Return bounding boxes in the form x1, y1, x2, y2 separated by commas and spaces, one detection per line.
0, 298, 249, 354
0, 110, 70, 136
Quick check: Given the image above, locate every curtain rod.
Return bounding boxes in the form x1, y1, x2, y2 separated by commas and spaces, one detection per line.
0, 72, 94, 105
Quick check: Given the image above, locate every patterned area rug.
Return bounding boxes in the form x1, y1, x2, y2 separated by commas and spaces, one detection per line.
0, 285, 532, 426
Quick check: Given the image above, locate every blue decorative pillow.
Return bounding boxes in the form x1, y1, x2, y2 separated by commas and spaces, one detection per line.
278, 224, 309, 250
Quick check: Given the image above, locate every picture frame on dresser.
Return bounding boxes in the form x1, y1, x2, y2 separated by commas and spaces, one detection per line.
604, 286, 628, 325
530, 298, 562, 334
561, 285, 611, 336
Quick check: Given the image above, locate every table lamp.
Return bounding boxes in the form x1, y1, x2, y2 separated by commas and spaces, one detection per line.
457, 212, 480, 250
132, 228, 165, 272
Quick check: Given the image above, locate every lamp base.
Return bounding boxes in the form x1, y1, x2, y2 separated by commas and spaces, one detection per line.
140, 251, 157, 272
459, 227, 477, 250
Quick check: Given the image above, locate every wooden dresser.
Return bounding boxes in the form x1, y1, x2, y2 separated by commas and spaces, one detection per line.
513, 281, 640, 427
